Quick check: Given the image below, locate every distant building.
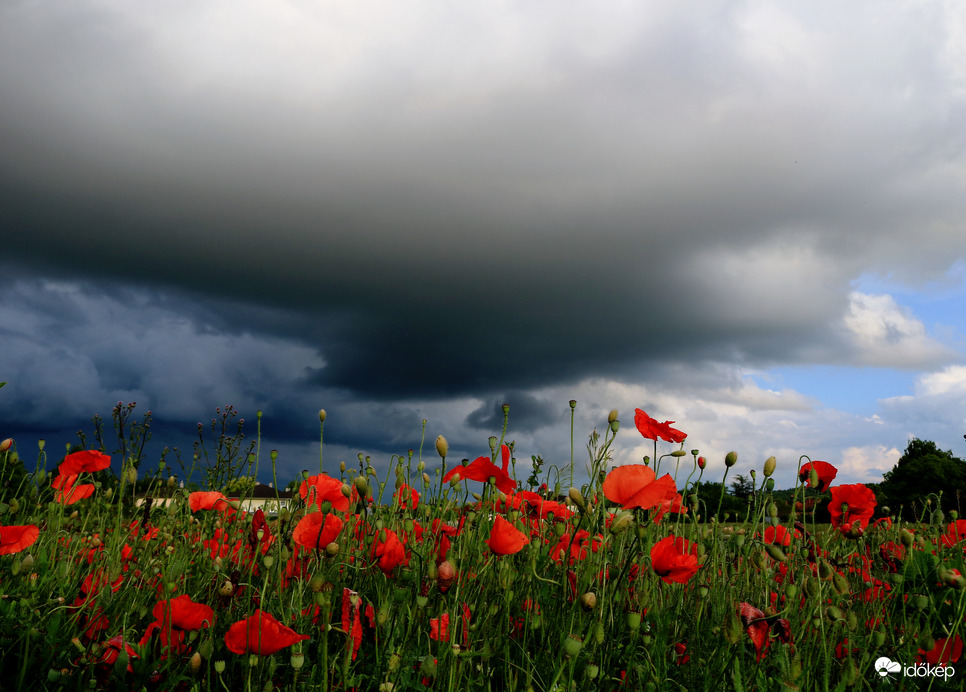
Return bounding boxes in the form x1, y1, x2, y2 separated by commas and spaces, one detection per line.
135, 483, 295, 514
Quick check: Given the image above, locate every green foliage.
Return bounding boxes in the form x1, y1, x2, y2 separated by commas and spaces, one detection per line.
880, 438, 966, 519
730, 473, 754, 500
690, 481, 746, 521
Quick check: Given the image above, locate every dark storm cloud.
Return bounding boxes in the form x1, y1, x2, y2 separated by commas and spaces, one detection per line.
466, 393, 559, 432
1, 0, 965, 485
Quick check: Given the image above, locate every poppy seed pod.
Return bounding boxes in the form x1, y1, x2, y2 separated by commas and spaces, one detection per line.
562, 634, 582, 658
725, 451, 738, 467
435, 435, 448, 459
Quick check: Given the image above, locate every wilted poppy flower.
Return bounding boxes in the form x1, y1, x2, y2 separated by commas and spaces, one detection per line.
0, 523, 40, 555
225, 610, 309, 655
59, 449, 111, 475
828, 484, 877, 532
430, 603, 471, 647
486, 515, 530, 555
634, 408, 686, 443
798, 460, 838, 492
442, 445, 516, 495
602, 465, 678, 510
299, 474, 350, 512
650, 535, 700, 584
188, 491, 232, 512
292, 511, 344, 551
738, 602, 792, 660
52, 473, 96, 505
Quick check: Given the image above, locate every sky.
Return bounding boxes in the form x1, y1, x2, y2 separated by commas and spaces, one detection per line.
2, 0, 966, 494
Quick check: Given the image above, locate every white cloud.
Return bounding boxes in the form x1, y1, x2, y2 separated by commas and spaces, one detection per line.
843, 292, 954, 368
838, 445, 901, 482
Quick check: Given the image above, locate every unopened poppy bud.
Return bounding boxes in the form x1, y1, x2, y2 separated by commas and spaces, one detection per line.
826, 605, 845, 621
318, 409, 326, 423
420, 656, 437, 677
339, 461, 346, 473
809, 468, 819, 488
353, 476, 369, 496
670, 449, 686, 458
579, 592, 597, 612
610, 419, 619, 433
190, 651, 202, 673
763, 456, 776, 477
568, 488, 586, 511
0, 438, 12, 453
126, 467, 138, 485
562, 634, 582, 658
725, 451, 738, 467
607, 408, 617, 423
919, 631, 936, 651
900, 529, 914, 547
435, 435, 448, 458
951, 510, 959, 520
608, 511, 634, 535
832, 573, 850, 595
697, 456, 706, 469
765, 544, 787, 563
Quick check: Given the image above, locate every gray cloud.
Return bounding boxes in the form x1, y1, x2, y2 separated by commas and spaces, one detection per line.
2, 1, 966, 486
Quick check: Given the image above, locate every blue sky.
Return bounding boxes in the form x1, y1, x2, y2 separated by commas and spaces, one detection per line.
2, 0, 966, 493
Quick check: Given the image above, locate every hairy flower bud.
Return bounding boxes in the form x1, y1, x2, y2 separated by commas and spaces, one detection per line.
763, 456, 776, 477
318, 409, 327, 423
435, 435, 448, 459
0, 438, 12, 453
725, 451, 738, 468
579, 592, 597, 612
568, 487, 586, 511
607, 409, 618, 423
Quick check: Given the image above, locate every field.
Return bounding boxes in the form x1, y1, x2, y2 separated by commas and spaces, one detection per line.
0, 405, 964, 691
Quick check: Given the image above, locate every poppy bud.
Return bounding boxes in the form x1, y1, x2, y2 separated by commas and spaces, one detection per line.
697, 456, 706, 469
725, 451, 738, 467
579, 592, 597, 612
900, 529, 914, 547
763, 456, 776, 477
435, 435, 448, 459
808, 468, 819, 488
671, 449, 686, 458
765, 544, 787, 563
918, 631, 936, 652
607, 408, 617, 423
190, 651, 202, 673
568, 488, 586, 511
832, 573, 850, 596
318, 408, 326, 423
0, 438, 12, 453
608, 511, 634, 535
420, 656, 437, 678
353, 476, 369, 497
826, 605, 845, 622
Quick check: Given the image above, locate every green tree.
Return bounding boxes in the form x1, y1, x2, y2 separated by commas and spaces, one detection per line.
880, 438, 966, 520
730, 474, 754, 500
690, 481, 746, 522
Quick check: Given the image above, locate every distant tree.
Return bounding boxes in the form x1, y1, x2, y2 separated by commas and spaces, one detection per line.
730, 474, 754, 501
880, 438, 966, 520
689, 481, 746, 522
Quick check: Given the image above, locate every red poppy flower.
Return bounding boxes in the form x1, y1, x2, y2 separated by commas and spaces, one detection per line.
224, 610, 309, 655
52, 473, 96, 504
602, 465, 678, 510
396, 484, 419, 510
919, 635, 963, 666
342, 588, 364, 660
188, 491, 232, 512
652, 493, 688, 522
650, 535, 700, 584
292, 511, 344, 551
430, 603, 471, 647
942, 520, 966, 547
372, 528, 409, 575
762, 525, 794, 547
634, 408, 686, 443
299, 474, 350, 512
152, 594, 216, 631
486, 515, 530, 555
59, 449, 111, 475
442, 445, 516, 495
0, 523, 40, 555
798, 460, 838, 492
828, 484, 876, 532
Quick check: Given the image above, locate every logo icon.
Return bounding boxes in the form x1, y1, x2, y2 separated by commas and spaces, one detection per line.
875, 657, 901, 678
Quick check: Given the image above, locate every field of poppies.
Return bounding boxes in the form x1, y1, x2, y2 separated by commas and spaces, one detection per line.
1, 405, 965, 691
